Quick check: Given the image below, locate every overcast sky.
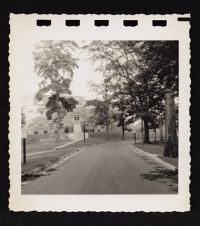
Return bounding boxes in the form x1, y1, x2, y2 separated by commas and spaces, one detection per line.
21, 41, 103, 100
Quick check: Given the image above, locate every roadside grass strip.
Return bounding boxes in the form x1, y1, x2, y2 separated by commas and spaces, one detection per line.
25, 141, 76, 157
128, 145, 178, 172
21, 146, 87, 186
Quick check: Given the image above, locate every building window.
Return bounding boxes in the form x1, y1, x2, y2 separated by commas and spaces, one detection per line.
74, 116, 80, 121
44, 131, 48, 134
34, 131, 38, 134
64, 127, 69, 133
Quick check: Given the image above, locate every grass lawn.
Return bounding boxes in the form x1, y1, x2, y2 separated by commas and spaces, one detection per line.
86, 130, 156, 145
22, 140, 84, 175
24, 140, 69, 154
23, 134, 72, 154
86, 131, 133, 145
134, 142, 178, 168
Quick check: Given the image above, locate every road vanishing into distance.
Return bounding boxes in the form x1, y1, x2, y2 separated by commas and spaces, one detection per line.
22, 141, 177, 194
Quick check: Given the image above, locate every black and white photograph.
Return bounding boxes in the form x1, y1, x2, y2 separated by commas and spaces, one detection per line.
21, 40, 179, 195
9, 14, 190, 212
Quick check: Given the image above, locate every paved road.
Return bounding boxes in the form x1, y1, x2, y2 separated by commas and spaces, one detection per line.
22, 141, 177, 194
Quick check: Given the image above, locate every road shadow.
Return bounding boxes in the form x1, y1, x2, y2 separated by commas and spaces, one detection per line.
140, 168, 178, 192
140, 169, 177, 182
22, 174, 41, 182
22, 168, 58, 183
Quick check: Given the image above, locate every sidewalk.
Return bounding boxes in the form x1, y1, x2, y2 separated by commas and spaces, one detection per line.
131, 141, 178, 171
26, 140, 78, 156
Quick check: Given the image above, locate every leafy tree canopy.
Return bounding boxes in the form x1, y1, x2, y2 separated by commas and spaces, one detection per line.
33, 41, 79, 139
46, 94, 78, 121
85, 40, 178, 118
33, 40, 79, 100
86, 99, 110, 126
85, 40, 178, 143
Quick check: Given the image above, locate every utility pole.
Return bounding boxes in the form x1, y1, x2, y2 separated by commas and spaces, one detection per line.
22, 138, 26, 164
21, 109, 27, 164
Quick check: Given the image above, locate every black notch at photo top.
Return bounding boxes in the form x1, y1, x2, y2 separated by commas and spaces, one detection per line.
123, 20, 138, 27
94, 20, 109, 27
152, 20, 167, 27
65, 20, 80, 27
177, 17, 190, 22
36, 20, 51, 26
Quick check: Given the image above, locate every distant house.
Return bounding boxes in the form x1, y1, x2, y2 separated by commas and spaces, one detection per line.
21, 94, 95, 136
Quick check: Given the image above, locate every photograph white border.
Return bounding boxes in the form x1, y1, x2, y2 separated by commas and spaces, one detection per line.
9, 14, 190, 212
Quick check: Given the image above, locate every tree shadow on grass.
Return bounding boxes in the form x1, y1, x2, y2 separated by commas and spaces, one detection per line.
22, 174, 41, 182
140, 169, 178, 184
22, 168, 58, 182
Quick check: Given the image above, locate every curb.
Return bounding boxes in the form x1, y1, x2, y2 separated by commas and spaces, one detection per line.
130, 144, 178, 172
53, 138, 84, 150
22, 146, 85, 177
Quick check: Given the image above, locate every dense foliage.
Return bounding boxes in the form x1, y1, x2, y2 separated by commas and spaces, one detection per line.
33, 41, 79, 139
86, 41, 178, 144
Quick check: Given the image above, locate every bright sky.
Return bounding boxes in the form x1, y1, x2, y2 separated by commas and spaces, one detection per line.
21, 41, 103, 100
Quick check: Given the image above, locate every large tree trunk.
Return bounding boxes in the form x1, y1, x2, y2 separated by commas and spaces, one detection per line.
122, 125, 125, 140
143, 118, 150, 143
159, 122, 164, 141
104, 82, 110, 140
122, 122, 125, 141
141, 112, 153, 144
141, 119, 144, 142
121, 112, 125, 141
56, 93, 61, 141
105, 104, 109, 140
105, 107, 109, 139
164, 90, 178, 158
106, 123, 109, 139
